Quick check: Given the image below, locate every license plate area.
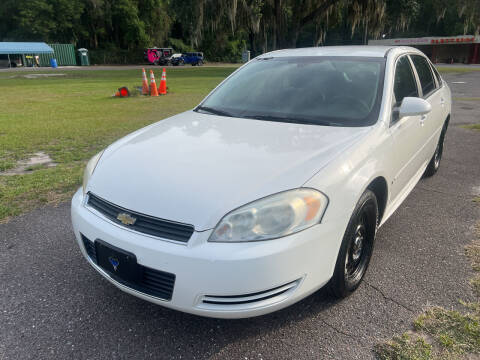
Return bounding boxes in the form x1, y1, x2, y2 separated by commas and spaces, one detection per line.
95, 239, 141, 283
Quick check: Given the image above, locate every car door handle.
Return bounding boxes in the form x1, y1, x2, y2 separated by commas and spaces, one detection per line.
440, 98, 445, 106
420, 115, 426, 126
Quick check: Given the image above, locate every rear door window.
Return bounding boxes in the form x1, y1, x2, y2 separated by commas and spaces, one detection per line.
394, 55, 419, 106
411, 55, 436, 96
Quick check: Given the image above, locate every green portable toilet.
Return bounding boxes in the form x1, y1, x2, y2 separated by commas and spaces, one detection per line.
77, 48, 89, 66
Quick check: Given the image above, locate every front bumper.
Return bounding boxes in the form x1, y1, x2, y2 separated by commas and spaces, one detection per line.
71, 188, 346, 318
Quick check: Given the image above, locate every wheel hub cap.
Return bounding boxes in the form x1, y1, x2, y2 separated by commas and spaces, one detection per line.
345, 223, 366, 276
352, 233, 363, 262
434, 145, 440, 168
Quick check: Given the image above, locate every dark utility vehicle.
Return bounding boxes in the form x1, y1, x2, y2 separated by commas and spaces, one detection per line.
144, 48, 173, 65
171, 52, 204, 66
183, 52, 204, 66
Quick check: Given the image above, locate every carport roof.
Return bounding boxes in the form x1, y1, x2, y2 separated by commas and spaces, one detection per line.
0, 42, 54, 54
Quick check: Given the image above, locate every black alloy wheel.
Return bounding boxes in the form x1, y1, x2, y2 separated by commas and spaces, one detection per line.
329, 190, 378, 298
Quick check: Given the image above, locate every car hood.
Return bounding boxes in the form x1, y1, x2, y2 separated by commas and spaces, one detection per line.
88, 111, 371, 231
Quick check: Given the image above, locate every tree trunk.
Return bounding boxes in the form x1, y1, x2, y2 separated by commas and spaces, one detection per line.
272, 22, 277, 50
264, 23, 268, 53
249, 32, 256, 57
363, 21, 368, 45
274, 0, 282, 49
290, 29, 299, 48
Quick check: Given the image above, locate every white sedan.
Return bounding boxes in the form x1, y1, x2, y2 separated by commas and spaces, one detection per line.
71, 46, 451, 318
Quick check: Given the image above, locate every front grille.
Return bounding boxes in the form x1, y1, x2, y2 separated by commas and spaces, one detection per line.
81, 234, 175, 301
82, 234, 97, 263
87, 193, 194, 243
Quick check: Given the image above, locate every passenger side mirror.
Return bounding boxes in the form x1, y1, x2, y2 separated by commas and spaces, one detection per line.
398, 97, 432, 119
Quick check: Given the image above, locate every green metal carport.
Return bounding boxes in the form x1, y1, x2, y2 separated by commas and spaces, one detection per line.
0, 42, 53, 68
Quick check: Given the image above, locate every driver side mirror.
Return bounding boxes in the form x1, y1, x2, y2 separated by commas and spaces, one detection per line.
398, 97, 432, 119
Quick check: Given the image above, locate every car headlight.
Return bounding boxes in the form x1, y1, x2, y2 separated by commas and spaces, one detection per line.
82, 150, 104, 194
209, 189, 328, 242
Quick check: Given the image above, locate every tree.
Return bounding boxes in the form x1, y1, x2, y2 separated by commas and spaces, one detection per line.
0, 0, 477, 62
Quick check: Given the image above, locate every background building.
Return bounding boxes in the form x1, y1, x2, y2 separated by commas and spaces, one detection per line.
0, 42, 53, 67
0, 42, 80, 67
369, 35, 480, 64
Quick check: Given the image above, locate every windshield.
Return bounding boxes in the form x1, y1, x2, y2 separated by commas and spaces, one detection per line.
197, 56, 385, 127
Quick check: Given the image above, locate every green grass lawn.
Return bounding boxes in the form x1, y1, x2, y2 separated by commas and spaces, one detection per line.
0, 67, 236, 221
461, 124, 480, 131
437, 66, 480, 73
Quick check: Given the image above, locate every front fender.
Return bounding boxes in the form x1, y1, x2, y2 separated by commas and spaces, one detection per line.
304, 126, 391, 228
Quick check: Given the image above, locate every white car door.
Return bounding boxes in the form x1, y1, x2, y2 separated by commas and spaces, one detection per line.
430, 63, 450, 120
388, 55, 426, 202
409, 54, 445, 162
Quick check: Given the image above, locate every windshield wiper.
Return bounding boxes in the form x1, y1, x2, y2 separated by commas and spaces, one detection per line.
243, 114, 338, 126
195, 106, 234, 117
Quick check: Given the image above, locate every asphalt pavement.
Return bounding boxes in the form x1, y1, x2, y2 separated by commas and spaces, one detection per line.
1, 72, 479, 360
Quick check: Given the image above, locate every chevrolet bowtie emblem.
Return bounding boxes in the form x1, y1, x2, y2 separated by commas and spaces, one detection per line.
117, 212, 137, 225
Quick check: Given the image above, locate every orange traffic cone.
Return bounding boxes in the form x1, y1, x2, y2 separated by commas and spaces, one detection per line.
158, 68, 167, 95
141, 68, 149, 95
149, 70, 159, 96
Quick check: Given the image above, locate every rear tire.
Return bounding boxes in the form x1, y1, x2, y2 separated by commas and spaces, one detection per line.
424, 121, 448, 177
329, 190, 378, 298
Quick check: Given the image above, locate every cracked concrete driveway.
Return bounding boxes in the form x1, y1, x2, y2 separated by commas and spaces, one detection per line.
1, 71, 479, 360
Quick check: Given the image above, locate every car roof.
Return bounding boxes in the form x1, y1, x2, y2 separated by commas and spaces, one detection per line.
258, 45, 421, 58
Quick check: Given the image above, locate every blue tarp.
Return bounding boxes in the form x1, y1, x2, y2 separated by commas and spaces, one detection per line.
0, 42, 54, 54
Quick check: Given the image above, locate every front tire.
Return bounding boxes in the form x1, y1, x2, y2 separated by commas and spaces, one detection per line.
329, 190, 378, 298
